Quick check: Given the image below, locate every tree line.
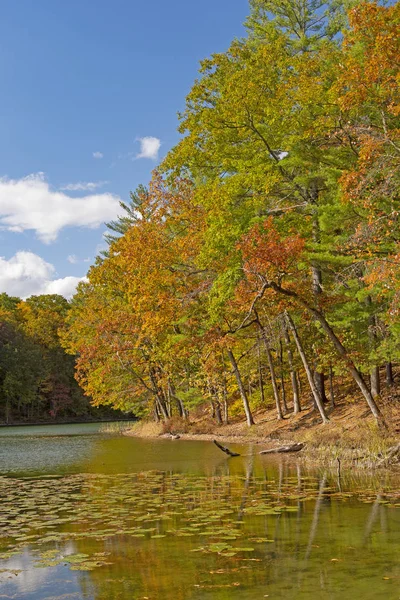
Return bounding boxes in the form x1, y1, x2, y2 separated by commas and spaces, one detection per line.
0, 293, 125, 424
59, 0, 400, 427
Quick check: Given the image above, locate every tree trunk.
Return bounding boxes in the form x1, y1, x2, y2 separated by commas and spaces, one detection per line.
222, 392, 229, 425
314, 371, 328, 404
370, 366, 380, 399
297, 371, 302, 397
178, 398, 187, 419
329, 365, 335, 408
311, 213, 327, 409
257, 337, 265, 405
210, 400, 215, 419
149, 367, 169, 420
156, 395, 169, 421
284, 312, 329, 424
304, 305, 382, 421
283, 319, 301, 414
386, 362, 394, 387
208, 380, 223, 424
222, 369, 229, 425
366, 295, 380, 399
227, 348, 255, 426
169, 382, 187, 419
271, 283, 383, 422
279, 339, 288, 413
214, 400, 223, 425
259, 327, 283, 420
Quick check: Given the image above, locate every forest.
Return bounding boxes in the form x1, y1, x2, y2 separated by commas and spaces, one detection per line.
0, 293, 128, 423
3, 0, 399, 430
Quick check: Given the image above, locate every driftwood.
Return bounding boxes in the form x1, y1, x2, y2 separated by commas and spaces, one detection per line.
213, 440, 241, 457
376, 443, 400, 467
259, 442, 305, 455
213, 439, 304, 457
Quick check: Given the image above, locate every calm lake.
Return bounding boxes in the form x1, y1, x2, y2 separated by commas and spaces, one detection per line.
0, 423, 399, 600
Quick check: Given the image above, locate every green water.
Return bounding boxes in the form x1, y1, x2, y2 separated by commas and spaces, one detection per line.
0, 424, 399, 599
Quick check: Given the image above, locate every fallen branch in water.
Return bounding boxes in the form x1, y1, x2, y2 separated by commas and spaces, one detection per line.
376, 443, 400, 467
259, 442, 305, 455
213, 439, 305, 457
213, 440, 241, 457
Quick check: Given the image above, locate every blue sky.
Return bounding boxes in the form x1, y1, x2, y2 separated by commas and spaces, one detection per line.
0, 0, 248, 298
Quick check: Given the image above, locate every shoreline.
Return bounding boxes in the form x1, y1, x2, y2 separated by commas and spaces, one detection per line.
124, 403, 400, 470
0, 417, 136, 429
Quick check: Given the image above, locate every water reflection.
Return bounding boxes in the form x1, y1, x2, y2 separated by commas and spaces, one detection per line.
0, 547, 84, 599
0, 429, 399, 599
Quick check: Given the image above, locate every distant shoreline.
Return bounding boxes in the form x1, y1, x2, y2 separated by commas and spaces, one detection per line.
0, 417, 136, 428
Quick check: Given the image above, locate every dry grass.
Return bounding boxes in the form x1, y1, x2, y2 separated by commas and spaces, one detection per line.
127, 421, 164, 438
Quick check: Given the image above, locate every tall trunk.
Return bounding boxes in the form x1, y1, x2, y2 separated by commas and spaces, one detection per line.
258, 341, 265, 405
329, 365, 335, 408
386, 362, 394, 387
209, 400, 216, 419
271, 283, 383, 422
208, 380, 222, 424
164, 392, 171, 418
227, 349, 254, 426
305, 305, 382, 420
155, 395, 169, 421
283, 319, 301, 414
313, 371, 328, 404
285, 312, 329, 424
297, 371, 302, 397
178, 398, 187, 419
149, 367, 169, 420
223, 396, 229, 425
279, 339, 288, 413
367, 296, 380, 399
370, 367, 380, 399
259, 327, 283, 420
222, 371, 229, 425
154, 401, 160, 422
166, 385, 172, 416
311, 210, 327, 404
169, 382, 187, 419
214, 400, 223, 425
280, 371, 287, 413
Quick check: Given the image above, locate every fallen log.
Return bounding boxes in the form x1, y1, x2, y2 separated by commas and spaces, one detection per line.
162, 433, 181, 440
376, 443, 400, 467
213, 440, 241, 457
259, 442, 305, 455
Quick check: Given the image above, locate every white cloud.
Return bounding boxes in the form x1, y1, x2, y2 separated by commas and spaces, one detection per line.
45, 276, 87, 298
93, 151, 104, 159
0, 251, 86, 299
60, 180, 109, 192
136, 136, 161, 160
0, 173, 121, 243
67, 254, 91, 265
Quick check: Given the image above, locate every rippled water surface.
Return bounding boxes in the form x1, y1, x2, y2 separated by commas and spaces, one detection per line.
0, 423, 399, 599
